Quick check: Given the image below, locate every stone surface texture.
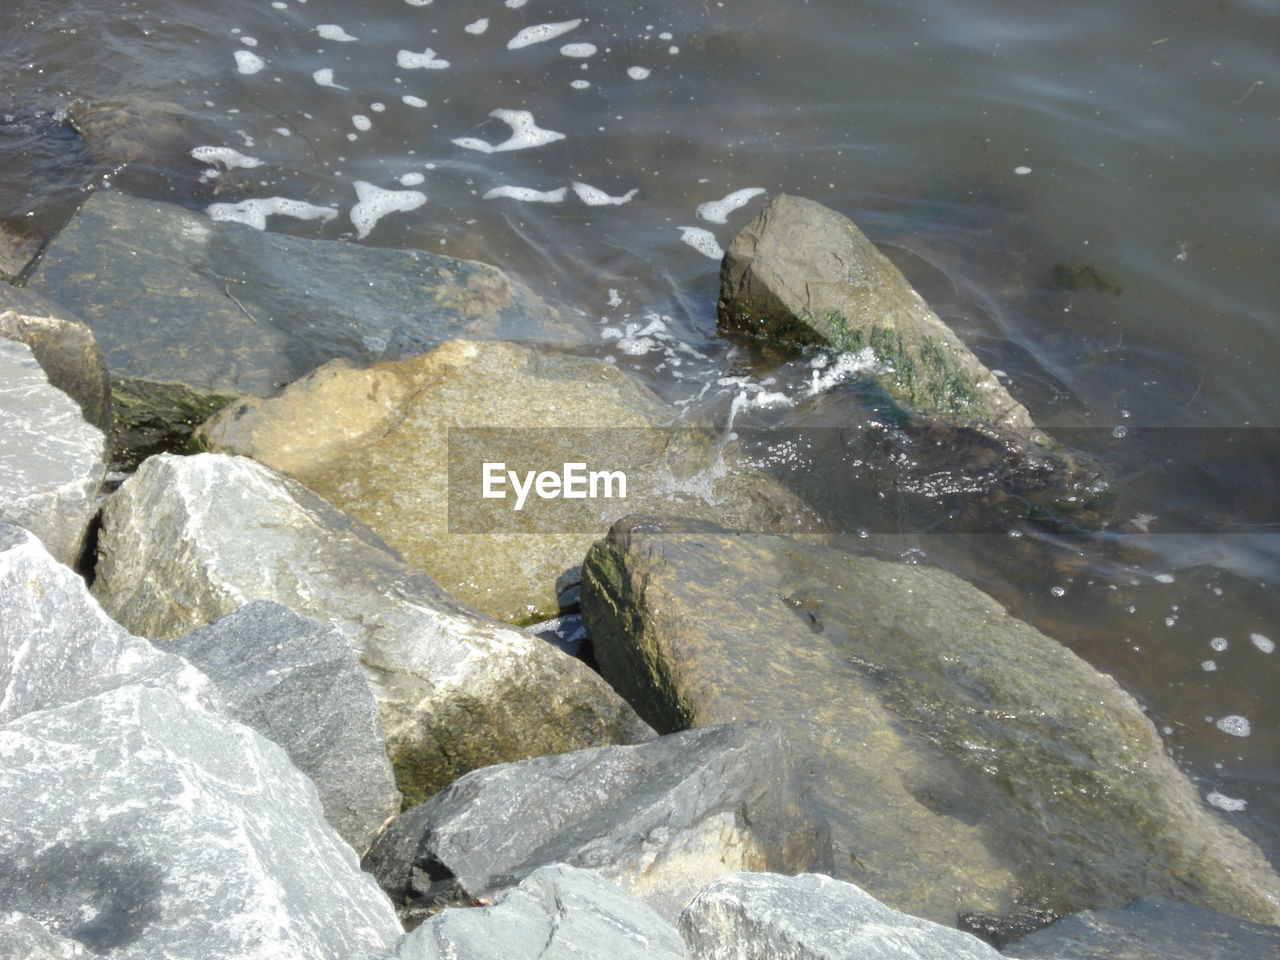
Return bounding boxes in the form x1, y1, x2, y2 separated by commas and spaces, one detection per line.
0, 309, 112, 432
0, 912, 92, 960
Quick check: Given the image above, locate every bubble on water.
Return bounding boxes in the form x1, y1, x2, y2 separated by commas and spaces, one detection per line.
560, 43, 598, 57
570, 79, 591, 90
399, 172, 425, 186
1111, 425, 1127, 439
807, 348, 882, 396
370, 102, 386, 113
696, 187, 766, 224
239, 36, 259, 48
669, 46, 680, 54
508, 20, 583, 51
1201, 660, 1217, 671
1210, 637, 1228, 652
206, 197, 337, 230
1154, 573, 1175, 583
317, 24, 358, 42
402, 94, 427, 108
1215, 715, 1251, 737
465, 19, 489, 35
397, 48, 450, 69
1050, 586, 1066, 597
659, 32, 673, 40
677, 226, 723, 259
191, 146, 263, 169
1250, 633, 1274, 654
313, 68, 349, 89
404, 0, 433, 5
1014, 165, 1032, 175
350, 181, 426, 239
505, 0, 527, 7
234, 50, 266, 74
352, 114, 372, 131
627, 66, 652, 80
483, 185, 567, 203
1206, 791, 1247, 812
452, 108, 565, 153
571, 182, 637, 205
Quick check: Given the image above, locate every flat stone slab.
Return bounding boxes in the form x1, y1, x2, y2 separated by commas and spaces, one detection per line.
0, 310, 112, 432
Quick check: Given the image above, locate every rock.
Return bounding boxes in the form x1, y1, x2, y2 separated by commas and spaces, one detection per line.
679, 872, 1004, 960
65, 99, 197, 168
171, 600, 401, 855
0, 913, 91, 960
0, 282, 70, 319
357, 864, 687, 960
1004, 897, 1280, 960
364, 724, 824, 923
91, 453, 653, 806
0, 339, 106, 566
0, 685, 402, 959
0, 523, 215, 723
0, 221, 41, 282
197, 339, 816, 623
718, 194, 1040, 437
0, 310, 112, 432
581, 517, 1280, 929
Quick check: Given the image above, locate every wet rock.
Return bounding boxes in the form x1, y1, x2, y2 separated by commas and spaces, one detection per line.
364, 724, 824, 923
0, 310, 112, 431
0, 282, 69, 319
65, 99, 196, 168
0, 221, 41, 282
679, 872, 1004, 960
0, 523, 214, 723
356, 865, 687, 960
171, 600, 401, 855
581, 517, 1280, 928
198, 339, 815, 623
0, 684, 402, 960
91, 453, 653, 806
1004, 897, 1280, 960
0, 339, 106, 566
0, 913, 90, 960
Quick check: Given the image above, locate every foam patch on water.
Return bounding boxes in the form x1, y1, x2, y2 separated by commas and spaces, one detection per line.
313, 68, 348, 89
572, 182, 637, 206
483, 185, 567, 203
404, 0, 432, 5
1206, 791, 1247, 811
191, 146, 264, 169
506, 0, 528, 8
508, 20, 582, 50
452, 109, 565, 153
234, 50, 266, 75
400, 172, 425, 186
317, 24, 358, 42
1210, 637, 1229, 651
465, 19, 489, 35
206, 197, 337, 230
402, 94, 427, 107
807, 348, 884, 395
677, 226, 723, 259
696, 187, 766, 224
570, 80, 591, 90
1250, 633, 1274, 653
1201, 659, 1217, 671
627, 66, 651, 80
560, 43, 597, 58
350, 180, 426, 239
397, 48, 450, 69
352, 114, 372, 131
1153, 573, 1175, 583
1215, 715, 1252, 737
239, 37, 259, 48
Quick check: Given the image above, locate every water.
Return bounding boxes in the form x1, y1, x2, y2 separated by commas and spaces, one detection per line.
3, 0, 1277, 863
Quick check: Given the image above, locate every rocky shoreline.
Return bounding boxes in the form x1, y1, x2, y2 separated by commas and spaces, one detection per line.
1, 190, 1277, 959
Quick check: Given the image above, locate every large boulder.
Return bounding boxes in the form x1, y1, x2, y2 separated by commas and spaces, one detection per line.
171, 600, 401, 855
0, 339, 106, 566
364, 724, 825, 923
355, 865, 687, 960
581, 518, 1280, 929
0, 309, 112, 432
679, 872, 1003, 960
0, 685, 402, 959
197, 339, 815, 623
91, 453, 653, 806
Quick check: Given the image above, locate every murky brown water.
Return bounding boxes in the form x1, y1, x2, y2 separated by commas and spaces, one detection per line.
3, 0, 1277, 863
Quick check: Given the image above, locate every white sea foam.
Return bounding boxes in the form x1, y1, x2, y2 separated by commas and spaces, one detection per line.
404, 0, 432, 5
1206, 791, 1247, 811
560, 43, 597, 57
352, 114, 372, 131
191, 146, 264, 169
696, 187, 766, 224
1201, 659, 1217, 671
452, 109, 565, 153
677, 226, 723, 260
400, 172, 425, 186
313, 68, 348, 89
505, 0, 528, 8
402, 94, 427, 107
571, 182, 637, 206
206, 197, 337, 230
350, 181, 426, 239
397, 48, 450, 69
1210, 637, 1229, 652
483, 185, 567, 203
627, 66, 651, 80
1014, 165, 1032, 175
1153, 573, 1175, 583
465, 18, 489, 34
508, 20, 582, 50
239, 37, 259, 47
1250, 632, 1274, 653
317, 24, 358, 42
570, 79, 591, 90
1215, 715, 1251, 737
234, 50, 266, 75
807, 348, 884, 395
371, 102, 386, 112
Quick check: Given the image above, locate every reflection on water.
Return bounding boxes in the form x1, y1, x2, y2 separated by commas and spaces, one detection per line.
3, 0, 1277, 860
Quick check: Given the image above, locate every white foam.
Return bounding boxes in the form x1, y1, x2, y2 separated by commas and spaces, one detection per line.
508, 20, 583, 50
1014, 165, 1032, 175
400, 172, 426, 186
404, 0, 432, 5
1206, 791, 1247, 812
371, 102, 386, 112
1201, 659, 1217, 671
397, 48, 450, 69
352, 114, 372, 131
505, 0, 527, 7
1215, 715, 1251, 737
560, 43, 598, 57
1249, 632, 1274, 653
696, 187, 766, 224
807, 348, 884, 396
451, 109, 565, 153
572, 182, 637, 206
234, 50, 266, 75
402, 94, 428, 108
350, 181, 427, 239
206, 197, 337, 230
483, 185, 567, 203
677, 226, 723, 260
627, 66, 651, 80
191, 146, 263, 169
465, 18, 489, 34
313, 68, 349, 89
317, 24, 358, 42
1210, 637, 1229, 651
570, 79, 591, 90
1153, 573, 1175, 583
239, 37, 259, 47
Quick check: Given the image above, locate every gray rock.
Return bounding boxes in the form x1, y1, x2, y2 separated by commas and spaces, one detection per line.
0, 283, 70, 320
0, 684, 401, 960
91, 452, 653, 807
0, 913, 91, 960
0, 310, 112, 432
0, 340, 106, 566
679, 872, 1004, 960
0, 523, 215, 723
0, 222, 41, 282
581, 518, 1280, 928
171, 601, 401, 855
362, 864, 687, 960
364, 725, 824, 923
1004, 897, 1280, 960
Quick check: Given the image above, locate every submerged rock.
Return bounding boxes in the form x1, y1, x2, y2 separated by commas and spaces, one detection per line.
0, 339, 105, 566
581, 517, 1280, 929
171, 600, 401, 855
0, 309, 112, 432
680, 872, 1004, 960
91, 453, 653, 806
197, 339, 815, 623
364, 724, 824, 923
